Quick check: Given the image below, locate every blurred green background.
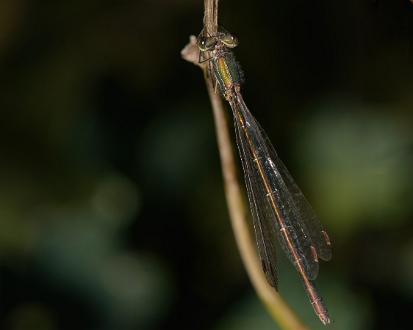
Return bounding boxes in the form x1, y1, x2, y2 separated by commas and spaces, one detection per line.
1, 0, 412, 329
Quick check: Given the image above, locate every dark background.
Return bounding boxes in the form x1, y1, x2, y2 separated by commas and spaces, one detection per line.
1, 0, 413, 329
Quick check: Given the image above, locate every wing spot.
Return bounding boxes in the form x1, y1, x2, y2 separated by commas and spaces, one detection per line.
310, 245, 319, 263
321, 230, 331, 246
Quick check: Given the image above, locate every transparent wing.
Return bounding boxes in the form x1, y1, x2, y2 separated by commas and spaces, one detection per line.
270, 155, 332, 261
234, 113, 279, 288
231, 94, 331, 280
248, 114, 332, 262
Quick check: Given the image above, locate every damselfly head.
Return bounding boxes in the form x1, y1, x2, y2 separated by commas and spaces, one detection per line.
219, 32, 238, 48
197, 35, 217, 51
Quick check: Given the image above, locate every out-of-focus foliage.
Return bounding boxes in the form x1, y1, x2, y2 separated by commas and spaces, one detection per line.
0, 0, 412, 329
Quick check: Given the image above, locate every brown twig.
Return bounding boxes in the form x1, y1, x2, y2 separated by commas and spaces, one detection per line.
181, 1, 308, 329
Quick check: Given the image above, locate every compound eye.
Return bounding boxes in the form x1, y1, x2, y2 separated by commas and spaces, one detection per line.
221, 33, 238, 48
197, 36, 216, 51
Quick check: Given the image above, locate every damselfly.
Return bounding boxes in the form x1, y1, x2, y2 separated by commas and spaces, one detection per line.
197, 28, 332, 325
